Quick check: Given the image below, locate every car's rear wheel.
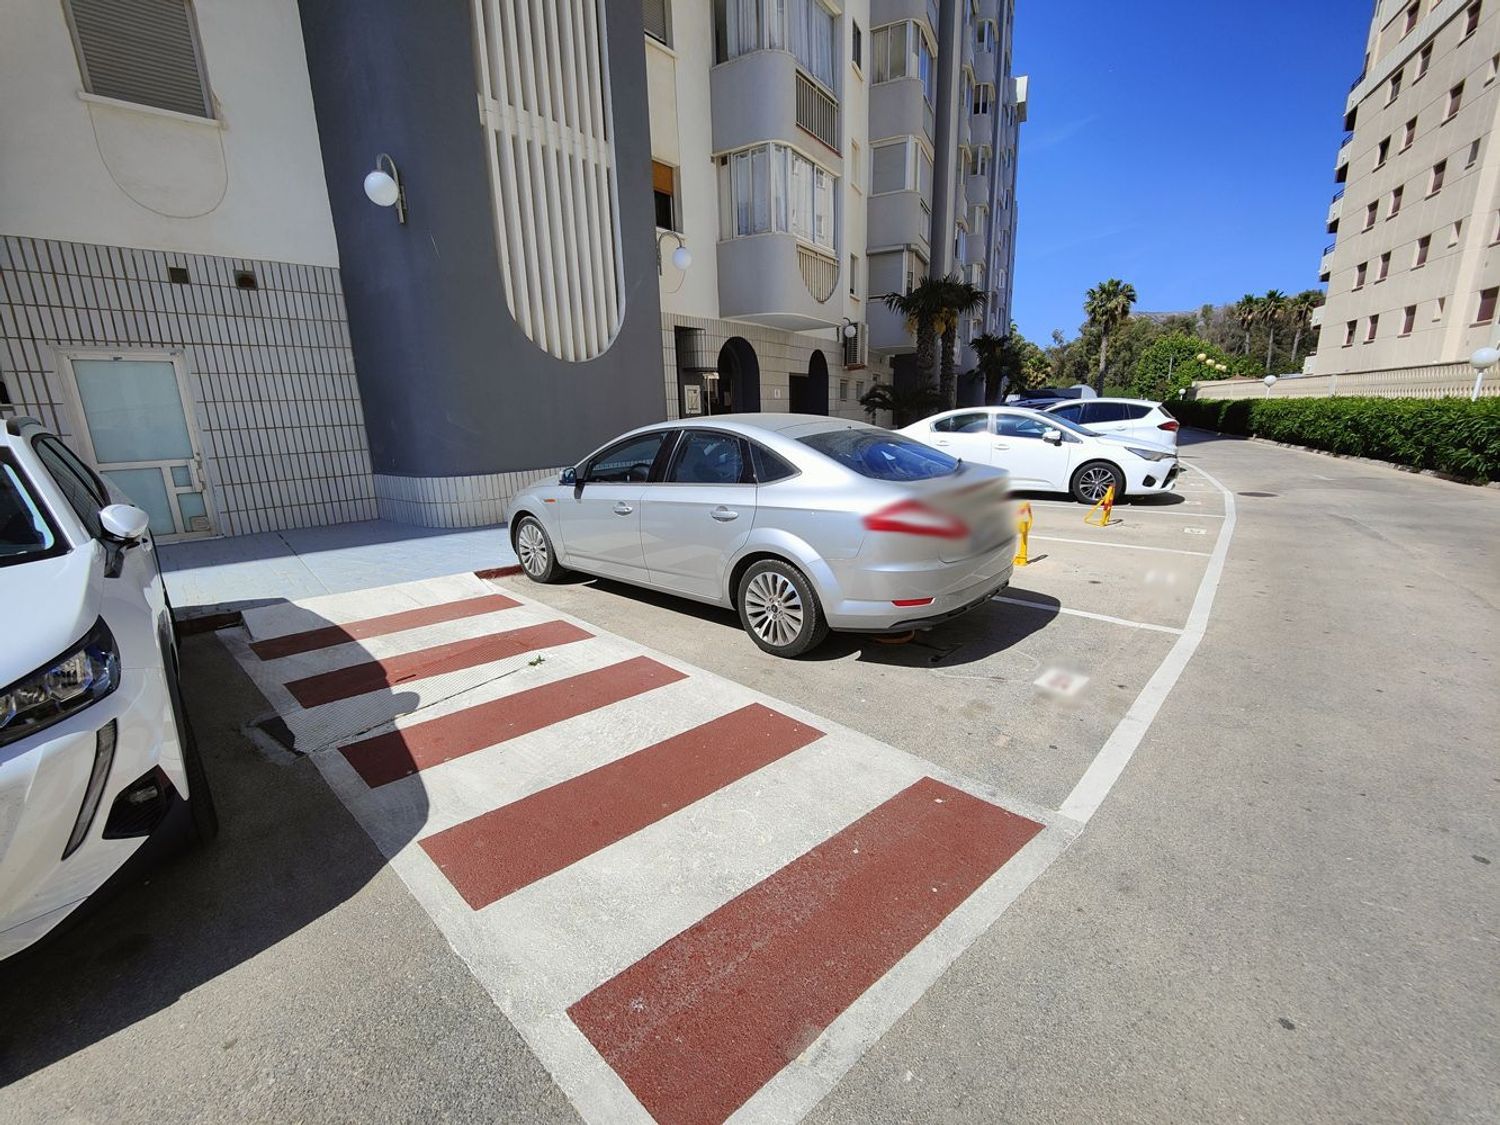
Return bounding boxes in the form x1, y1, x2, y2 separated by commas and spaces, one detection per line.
736, 559, 829, 658
1071, 461, 1124, 505
514, 515, 563, 583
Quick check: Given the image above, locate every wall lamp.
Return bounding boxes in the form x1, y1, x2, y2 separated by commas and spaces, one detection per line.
839, 317, 858, 340
657, 230, 691, 274
363, 154, 407, 224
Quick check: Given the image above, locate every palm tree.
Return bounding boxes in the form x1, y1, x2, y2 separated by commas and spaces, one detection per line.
1083, 279, 1137, 392
1233, 294, 1260, 355
1260, 289, 1288, 375
937, 276, 987, 409
883, 277, 949, 395
972, 332, 1006, 404
1287, 289, 1324, 363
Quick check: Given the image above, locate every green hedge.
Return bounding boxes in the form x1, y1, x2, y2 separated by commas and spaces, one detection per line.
1174, 395, 1500, 482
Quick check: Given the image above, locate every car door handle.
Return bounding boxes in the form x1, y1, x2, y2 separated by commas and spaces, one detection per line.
612, 502, 634, 515
935, 439, 952, 446
710, 506, 739, 522
993, 442, 1010, 450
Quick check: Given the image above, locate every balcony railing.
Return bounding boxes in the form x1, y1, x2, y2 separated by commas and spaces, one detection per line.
1338, 132, 1353, 151
794, 70, 838, 150
1333, 186, 1345, 201
1349, 69, 1366, 92
797, 244, 839, 302
1324, 242, 1336, 255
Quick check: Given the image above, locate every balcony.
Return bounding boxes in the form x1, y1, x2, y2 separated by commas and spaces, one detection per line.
870, 78, 931, 144
717, 234, 841, 331
970, 109, 994, 146
965, 171, 990, 206
711, 50, 842, 160
872, 0, 934, 32
867, 190, 931, 256
1319, 242, 1335, 282
974, 47, 996, 85
868, 301, 914, 353
1326, 193, 1343, 233
1310, 305, 1325, 328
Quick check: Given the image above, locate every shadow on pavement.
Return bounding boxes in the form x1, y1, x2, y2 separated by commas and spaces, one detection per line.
0, 612, 427, 1084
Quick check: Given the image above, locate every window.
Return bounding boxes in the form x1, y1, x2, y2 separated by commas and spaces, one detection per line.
838, 378, 849, 401
852, 21, 862, 69
1376, 137, 1390, 166
972, 84, 994, 115
64, 0, 212, 118
1049, 403, 1085, 421
644, 0, 671, 45
1493, 210, 1500, 243
1388, 186, 1403, 218
1378, 251, 1391, 281
32, 436, 106, 538
968, 148, 990, 177
0, 460, 62, 565
726, 0, 837, 88
849, 252, 860, 297
1468, 139, 1482, 167
1402, 117, 1417, 150
872, 20, 933, 93
1476, 286, 1498, 324
799, 430, 959, 481
586, 432, 669, 483
1355, 261, 1368, 288
1403, 1, 1420, 35
1429, 160, 1446, 194
1446, 83, 1464, 121
653, 161, 678, 231
1415, 234, 1431, 266
1365, 315, 1379, 342
1400, 305, 1416, 335
750, 443, 798, 483
1465, 1, 1482, 37
1365, 202, 1378, 230
1450, 218, 1464, 246
1082, 402, 1132, 424
996, 414, 1060, 440
1489, 53, 1499, 83
1416, 41, 1432, 80
667, 432, 747, 485
978, 20, 995, 50
726, 143, 836, 249
1434, 296, 1446, 321
855, 380, 865, 399
933, 411, 991, 433
1388, 69, 1403, 104
1343, 320, 1358, 346
918, 33, 934, 101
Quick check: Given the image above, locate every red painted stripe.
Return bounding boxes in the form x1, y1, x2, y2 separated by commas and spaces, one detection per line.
422, 704, 822, 909
285, 621, 590, 708
250, 593, 520, 660
568, 777, 1043, 1125
340, 656, 687, 788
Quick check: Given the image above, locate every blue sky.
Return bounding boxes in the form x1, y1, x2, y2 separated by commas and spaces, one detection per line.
1011, 0, 1374, 342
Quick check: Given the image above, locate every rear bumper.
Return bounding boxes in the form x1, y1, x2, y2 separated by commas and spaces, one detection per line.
822, 548, 1016, 632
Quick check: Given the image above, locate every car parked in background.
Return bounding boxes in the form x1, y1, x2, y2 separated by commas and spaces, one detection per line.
899, 406, 1180, 504
1, 417, 215, 961
508, 415, 1015, 658
1043, 397, 1180, 447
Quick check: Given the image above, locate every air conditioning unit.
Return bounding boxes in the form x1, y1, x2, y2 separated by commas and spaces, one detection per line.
841, 322, 867, 369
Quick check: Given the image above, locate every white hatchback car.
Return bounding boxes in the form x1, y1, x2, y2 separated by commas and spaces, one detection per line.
1042, 397, 1180, 448
1, 416, 215, 961
899, 406, 1180, 503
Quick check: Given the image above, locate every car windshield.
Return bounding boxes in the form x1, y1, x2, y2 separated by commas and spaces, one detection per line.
0, 460, 58, 565
800, 429, 960, 481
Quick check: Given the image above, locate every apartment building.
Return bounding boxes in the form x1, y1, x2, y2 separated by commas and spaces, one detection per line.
1312, 0, 1500, 375
1, 0, 1024, 538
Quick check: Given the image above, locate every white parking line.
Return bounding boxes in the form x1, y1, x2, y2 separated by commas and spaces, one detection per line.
1022, 500, 1225, 519
1059, 462, 1238, 823
993, 595, 1186, 636
1029, 534, 1211, 558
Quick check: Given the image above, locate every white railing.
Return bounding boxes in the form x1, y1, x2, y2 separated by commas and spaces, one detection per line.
794, 70, 838, 150
1191, 362, 1496, 401
797, 244, 839, 302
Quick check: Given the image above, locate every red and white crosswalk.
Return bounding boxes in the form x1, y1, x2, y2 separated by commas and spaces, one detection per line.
223, 573, 1069, 1124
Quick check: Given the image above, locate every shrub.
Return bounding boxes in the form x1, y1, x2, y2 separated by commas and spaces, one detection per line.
1174, 396, 1500, 482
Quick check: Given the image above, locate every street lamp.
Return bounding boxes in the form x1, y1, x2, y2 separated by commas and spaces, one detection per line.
839, 317, 858, 340
1263, 374, 1278, 396
1469, 345, 1499, 401
363, 154, 407, 224
656, 230, 691, 275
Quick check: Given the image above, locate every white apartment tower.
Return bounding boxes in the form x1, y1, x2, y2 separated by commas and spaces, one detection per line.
1312, 0, 1500, 374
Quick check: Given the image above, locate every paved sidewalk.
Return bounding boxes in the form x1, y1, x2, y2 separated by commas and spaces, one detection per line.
159, 519, 517, 615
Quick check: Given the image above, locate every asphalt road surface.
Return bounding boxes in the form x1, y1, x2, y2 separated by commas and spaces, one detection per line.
1, 431, 1495, 1123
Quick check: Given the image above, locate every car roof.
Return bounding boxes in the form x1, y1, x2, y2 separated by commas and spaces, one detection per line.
628, 413, 882, 440
1045, 397, 1160, 408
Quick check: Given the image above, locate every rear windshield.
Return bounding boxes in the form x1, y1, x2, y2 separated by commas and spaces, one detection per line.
0, 460, 59, 566
800, 430, 960, 481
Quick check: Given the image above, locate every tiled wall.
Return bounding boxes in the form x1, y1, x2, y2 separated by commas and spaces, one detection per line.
376, 467, 568, 528
0, 234, 376, 536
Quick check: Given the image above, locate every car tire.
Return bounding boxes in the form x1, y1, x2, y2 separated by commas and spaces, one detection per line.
513, 514, 564, 583
736, 559, 830, 658
1071, 461, 1124, 505
167, 653, 218, 845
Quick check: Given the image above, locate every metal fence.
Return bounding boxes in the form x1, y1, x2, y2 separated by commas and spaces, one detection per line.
1189, 361, 1495, 401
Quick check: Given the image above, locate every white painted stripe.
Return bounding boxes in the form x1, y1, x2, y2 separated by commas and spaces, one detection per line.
1059, 461, 1237, 822
1029, 534, 1211, 558
242, 572, 497, 641
1023, 500, 1224, 518
994, 595, 1185, 636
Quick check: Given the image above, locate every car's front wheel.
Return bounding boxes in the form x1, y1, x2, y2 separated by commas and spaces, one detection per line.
1071, 461, 1124, 505
166, 651, 218, 845
513, 515, 564, 583
736, 559, 829, 658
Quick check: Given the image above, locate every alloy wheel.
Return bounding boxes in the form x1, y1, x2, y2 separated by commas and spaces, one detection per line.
743, 571, 806, 649
517, 521, 549, 577
1079, 466, 1115, 502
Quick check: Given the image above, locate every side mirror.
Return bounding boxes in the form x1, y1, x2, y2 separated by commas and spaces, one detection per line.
559, 467, 578, 486
100, 503, 151, 543
1043, 430, 1064, 446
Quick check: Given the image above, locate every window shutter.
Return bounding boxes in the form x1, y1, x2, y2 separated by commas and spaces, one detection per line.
842, 323, 866, 368
643, 0, 670, 45
67, 0, 211, 118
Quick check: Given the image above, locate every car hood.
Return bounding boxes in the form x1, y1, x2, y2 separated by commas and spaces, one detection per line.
1095, 432, 1175, 456
0, 548, 100, 687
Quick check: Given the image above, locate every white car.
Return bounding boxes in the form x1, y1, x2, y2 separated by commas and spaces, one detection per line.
1, 416, 215, 961
899, 406, 1180, 503
1042, 397, 1180, 448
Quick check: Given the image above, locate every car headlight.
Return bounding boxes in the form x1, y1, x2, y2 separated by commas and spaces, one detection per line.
1125, 447, 1175, 463
0, 619, 120, 748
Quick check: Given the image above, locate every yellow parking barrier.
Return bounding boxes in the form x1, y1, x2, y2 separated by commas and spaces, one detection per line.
1014, 502, 1033, 566
1084, 485, 1116, 526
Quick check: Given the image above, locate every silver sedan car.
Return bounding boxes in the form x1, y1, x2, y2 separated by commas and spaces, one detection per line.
507, 415, 1015, 657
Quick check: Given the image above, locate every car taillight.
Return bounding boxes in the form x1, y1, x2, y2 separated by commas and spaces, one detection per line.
1158, 420, 1180, 432
863, 500, 968, 539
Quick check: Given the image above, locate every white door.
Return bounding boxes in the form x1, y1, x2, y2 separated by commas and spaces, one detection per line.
924, 411, 997, 466
555, 430, 671, 580
60, 353, 214, 542
991, 413, 1074, 490
641, 430, 755, 600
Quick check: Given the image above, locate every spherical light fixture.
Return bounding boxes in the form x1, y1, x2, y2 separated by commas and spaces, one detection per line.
363, 154, 407, 224
671, 244, 692, 271
657, 231, 691, 276
841, 318, 859, 339
1263, 374, 1278, 387
1470, 345, 1500, 372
